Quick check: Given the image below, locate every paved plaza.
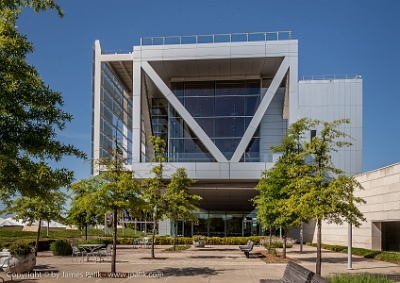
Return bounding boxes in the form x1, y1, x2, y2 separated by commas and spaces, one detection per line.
2, 244, 399, 283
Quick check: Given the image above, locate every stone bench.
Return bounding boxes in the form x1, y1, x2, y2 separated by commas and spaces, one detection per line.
260, 261, 332, 283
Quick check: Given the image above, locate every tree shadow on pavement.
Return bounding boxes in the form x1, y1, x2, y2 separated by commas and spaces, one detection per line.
195, 248, 238, 252
150, 266, 219, 277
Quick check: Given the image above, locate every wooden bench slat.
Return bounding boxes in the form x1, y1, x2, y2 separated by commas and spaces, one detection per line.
260, 261, 332, 283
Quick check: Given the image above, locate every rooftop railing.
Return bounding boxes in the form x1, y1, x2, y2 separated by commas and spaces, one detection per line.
140, 31, 292, 46
301, 74, 362, 81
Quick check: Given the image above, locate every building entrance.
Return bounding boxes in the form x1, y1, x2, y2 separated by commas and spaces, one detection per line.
168, 211, 262, 237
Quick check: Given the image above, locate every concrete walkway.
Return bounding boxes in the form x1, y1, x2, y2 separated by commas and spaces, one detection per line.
2, 244, 399, 283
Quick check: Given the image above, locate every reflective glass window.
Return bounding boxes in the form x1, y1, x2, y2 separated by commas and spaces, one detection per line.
196, 118, 214, 137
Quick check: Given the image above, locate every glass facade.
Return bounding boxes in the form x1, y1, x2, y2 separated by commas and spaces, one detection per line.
150, 80, 262, 162
171, 211, 262, 237
99, 63, 133, 162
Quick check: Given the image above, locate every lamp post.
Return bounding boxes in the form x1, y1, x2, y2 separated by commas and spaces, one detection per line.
300, 223, 303, 254
348, 222, 353, 270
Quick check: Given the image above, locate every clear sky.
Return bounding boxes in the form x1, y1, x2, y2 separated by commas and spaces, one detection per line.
17, 0, 400, 182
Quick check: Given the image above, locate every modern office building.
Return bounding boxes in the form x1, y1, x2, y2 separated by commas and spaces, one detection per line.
92, 32, 362, 237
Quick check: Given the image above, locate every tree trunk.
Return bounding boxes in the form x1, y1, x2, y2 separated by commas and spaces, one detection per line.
282, 234, 287, 259
173, 219, 178, 251
111, 208, 118, 274
35, 219, 42, 256
316, 219, 322, 275
85, 223, 88, 240
151, 216, 156, 259
269, 227, 272, 252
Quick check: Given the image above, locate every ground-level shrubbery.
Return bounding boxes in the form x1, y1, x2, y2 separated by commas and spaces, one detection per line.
328, 274, 396, 283
155, 236, 265, 245
260, 236, 295, 249
50, 240, 72, 256
307, 243, 400, 265
165, 245, 191, 251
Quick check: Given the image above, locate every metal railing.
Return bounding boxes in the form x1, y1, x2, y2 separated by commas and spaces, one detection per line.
141, 31, 292, 46
301, 74, 362, 81
102, 49, 132, 55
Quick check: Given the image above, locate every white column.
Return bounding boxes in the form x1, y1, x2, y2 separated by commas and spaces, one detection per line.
92, 40, 102, 175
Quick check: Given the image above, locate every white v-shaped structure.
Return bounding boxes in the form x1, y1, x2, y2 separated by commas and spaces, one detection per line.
134, 51, 293, 168
141, 58, 291, 163
93, 33, 299, 182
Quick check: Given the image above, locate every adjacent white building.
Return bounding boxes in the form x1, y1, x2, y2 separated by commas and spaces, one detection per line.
313, 163, 400, 252
92, 32, 363, 238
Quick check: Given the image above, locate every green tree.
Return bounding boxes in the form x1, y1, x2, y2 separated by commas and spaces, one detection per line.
141, 136, 168, 259
253, 169, 283, 251
253, 118, 312, 258
294, 119, 366, 275
1, 190, 67, 254
0, 0, 85, 202
165, 167, 201, 250
67, 177, 105, 240
91, 145, 142, 274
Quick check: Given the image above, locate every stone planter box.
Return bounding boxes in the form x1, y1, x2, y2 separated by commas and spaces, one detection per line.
4, 252, 36, 274
193, 239, 206, 247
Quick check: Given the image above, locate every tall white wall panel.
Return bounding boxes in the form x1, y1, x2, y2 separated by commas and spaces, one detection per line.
298, 79, 363, 176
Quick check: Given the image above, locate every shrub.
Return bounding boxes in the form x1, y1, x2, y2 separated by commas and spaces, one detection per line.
165, 245, 191, 251
376, 251, 400, 265
118, 238, 132, 245
50, 240, 73, 256
306, 243, 400, 266
192, 235, 205, 242
262, 236, 294, 249
8, 242, 35, 255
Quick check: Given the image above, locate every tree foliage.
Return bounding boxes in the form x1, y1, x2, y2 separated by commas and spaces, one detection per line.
67, 177, 105, 239
1, 190, 67, 253
0, 0, 85, 201
254, 118, 366, 272
90, 145, 142, 273
294, 118, 366, 275
141, 136, 168, 259
254, 118, 312, 258
165, 167, 201, 250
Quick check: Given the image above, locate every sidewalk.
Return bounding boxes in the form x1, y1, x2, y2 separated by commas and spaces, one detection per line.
2, 244, 399, 283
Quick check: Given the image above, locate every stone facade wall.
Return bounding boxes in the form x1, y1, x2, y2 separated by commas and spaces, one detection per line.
289, 163, 400, 250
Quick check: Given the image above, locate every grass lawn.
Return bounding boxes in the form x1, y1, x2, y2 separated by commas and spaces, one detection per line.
328, 274, 396, 283
307, 243, 400, 266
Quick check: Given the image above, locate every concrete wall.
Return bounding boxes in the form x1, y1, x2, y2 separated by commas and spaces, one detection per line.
295, 163, 400, 250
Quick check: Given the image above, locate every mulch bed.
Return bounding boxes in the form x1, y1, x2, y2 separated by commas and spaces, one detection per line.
259, 250, 292, 264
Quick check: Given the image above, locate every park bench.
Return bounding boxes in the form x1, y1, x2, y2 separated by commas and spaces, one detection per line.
239, 240, 252, 251
259, 261, 332, 283
240, 240, 254, 258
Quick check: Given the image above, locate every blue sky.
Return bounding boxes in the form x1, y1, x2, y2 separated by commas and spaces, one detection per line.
17, 0, 400, 182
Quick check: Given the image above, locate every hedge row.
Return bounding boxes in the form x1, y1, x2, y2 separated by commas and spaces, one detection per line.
0, 236, 268, 252
307, 243, 400, 265
0, 239, 53, 252
156, 236, 265, 245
